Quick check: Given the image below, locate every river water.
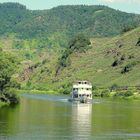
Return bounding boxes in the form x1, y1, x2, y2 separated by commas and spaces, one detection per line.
0, 94, 140, 140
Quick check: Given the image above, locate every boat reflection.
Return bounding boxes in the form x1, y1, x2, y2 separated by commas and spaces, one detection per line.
71, 103, 92, 140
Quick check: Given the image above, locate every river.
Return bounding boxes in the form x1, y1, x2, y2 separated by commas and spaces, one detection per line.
0, 94, 140, 140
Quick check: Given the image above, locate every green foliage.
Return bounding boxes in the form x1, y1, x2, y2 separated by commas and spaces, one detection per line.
2, 88, 19, 104
110, 84, 119, 91
112, 59, 121, 67
26, 81, 32, 89
121, 25, 136, 33
56, 33, 91, 75
136, 37, 140, 46
13, 41, 24, 49
0, 3, 140, 39
101, 89, 110, 97
58, 83, 72, 94
121, 62, 137, 74
114, 91, 133, 97
112, 54, 126, 67
69, 33, 91, 52
0, 51, 20, 104
93, 88, 110, 97
120, 54, 126, 61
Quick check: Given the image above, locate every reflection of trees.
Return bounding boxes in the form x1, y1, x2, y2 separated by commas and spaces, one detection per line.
0, 104, 20, 138
71, 103, 92, 140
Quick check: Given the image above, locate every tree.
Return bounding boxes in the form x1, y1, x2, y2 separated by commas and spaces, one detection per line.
69, 33, 91, 52
56, 33, 91, 76
0, 52, 20, 104
136, 37, 140, 46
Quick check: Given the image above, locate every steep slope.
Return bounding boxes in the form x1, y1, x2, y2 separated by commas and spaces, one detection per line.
20, 27, 140, 90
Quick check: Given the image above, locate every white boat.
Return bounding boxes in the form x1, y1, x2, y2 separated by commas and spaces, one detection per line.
68, 81, 92, 103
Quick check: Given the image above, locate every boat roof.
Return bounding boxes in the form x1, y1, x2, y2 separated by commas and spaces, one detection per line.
74, 80, 92, 85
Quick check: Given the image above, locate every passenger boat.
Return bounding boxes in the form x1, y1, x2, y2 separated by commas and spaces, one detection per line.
68, 81, 92, 103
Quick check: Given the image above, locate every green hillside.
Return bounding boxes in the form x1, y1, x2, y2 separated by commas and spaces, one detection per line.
0, 3, 140, 40
0, 3, 140, 93
12, 27, 140, 91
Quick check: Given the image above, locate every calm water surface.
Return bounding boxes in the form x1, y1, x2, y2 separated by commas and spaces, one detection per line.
0, 94, 140, 140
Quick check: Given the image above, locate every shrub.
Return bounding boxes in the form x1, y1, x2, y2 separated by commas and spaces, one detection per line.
121, 62, 137, 74
110, 84, 119, 91
3, 88, 19, 104
112, 59, 121, 67
56, 33, 91, 76
93, 90, 102, 97
120, 54, 126, 61
114, 91, 133, 97
121, 25, 135, 33
136, 37, 140, 46
128, 54, 135, 59
59, 83, 72, 94
101, 89, 110, 97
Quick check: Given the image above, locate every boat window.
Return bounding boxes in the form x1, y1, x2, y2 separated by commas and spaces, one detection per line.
73, 88, 78, 91
86, 88, 89, 90
74, 94, 78, 98
79, 82, 81, 84
87, 95, 89, 97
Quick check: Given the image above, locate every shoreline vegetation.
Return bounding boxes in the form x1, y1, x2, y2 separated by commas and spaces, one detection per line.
17, 85, 140, 100
0, 51, 20, 108
0, 101, 9, 107
1, 86, 140, 108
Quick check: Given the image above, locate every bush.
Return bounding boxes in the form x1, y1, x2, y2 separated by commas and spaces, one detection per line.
101, 89, 110, 97
0, 51, 20, 105
110, 84, 119, 91
69, 33, 91, 52
120, 54, 126, 61
112, 59, 122, 67
93, 90, 101, 97
2, 88, 19, 104
114, 91, 133, 97
121, 62, 136, 74
121, 25, 135, 33
136, 37, 140, 46
128, 54, 135, 59
56, 33, 91, 76
59, 83, 72, 94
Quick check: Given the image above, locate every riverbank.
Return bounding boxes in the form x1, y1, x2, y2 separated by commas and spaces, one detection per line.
0, 101, 9, 108
93, 88, 140, 100
16, 89, 60, 95
16, 88, 140, 100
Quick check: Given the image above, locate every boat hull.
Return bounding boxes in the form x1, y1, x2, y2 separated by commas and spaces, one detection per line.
68, 98, 92, 104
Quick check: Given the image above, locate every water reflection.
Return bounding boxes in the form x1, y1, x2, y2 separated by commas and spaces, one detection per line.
71, 103, 92, 140
1, 95, 140, 140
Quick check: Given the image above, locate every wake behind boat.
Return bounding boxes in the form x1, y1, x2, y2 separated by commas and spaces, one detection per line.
68, 81, 92, 103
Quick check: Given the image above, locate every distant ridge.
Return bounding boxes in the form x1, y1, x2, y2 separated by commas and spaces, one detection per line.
0, 3, 140, 39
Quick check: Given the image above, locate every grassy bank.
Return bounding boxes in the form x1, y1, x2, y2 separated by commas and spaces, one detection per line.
0, 101, 9, 108
16, 87, 140, 100
93, 87, 140, 100
16, 89, 60, 95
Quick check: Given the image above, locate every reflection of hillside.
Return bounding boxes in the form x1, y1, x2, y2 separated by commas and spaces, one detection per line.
72, 104, 92, 140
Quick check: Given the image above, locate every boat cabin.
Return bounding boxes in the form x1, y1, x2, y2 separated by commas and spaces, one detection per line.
71, 81, 92, 102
